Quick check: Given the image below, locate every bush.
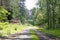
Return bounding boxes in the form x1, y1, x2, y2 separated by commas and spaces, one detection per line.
0, 7, 10, 22
0, 22, 27, 36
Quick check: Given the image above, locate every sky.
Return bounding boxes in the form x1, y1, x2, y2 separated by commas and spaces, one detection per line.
25, 0, 38, 10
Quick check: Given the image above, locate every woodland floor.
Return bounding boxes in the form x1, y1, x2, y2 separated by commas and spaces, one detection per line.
0, 26, 60, 40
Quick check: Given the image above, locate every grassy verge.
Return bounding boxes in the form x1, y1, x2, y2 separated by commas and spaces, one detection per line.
0, 22, 27, 37
30, 30, 38, 40
37, 27, 60, 38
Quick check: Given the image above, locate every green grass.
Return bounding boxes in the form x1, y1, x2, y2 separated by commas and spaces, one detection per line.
0, 22, 27, 37
30, 30, 38, 40
37, 27, 60, 38
41, 29, 60, 37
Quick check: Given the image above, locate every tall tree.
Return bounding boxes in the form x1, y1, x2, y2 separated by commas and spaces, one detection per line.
19, 0, 26, 23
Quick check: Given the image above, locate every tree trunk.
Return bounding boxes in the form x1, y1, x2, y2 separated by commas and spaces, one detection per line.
46, 0, 51, 29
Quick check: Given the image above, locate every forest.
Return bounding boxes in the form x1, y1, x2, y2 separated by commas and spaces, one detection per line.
0, 0, 60, 40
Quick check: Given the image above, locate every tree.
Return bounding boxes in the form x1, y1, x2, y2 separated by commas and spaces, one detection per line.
10, 0, 20, 19
19, 0, 26, 24
32, 0, 60, 29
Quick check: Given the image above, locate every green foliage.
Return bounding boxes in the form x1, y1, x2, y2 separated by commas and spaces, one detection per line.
11, 0, 20, 19
10, 0, 26, 24
0, 22, 27, 36
35, 13, 45, 25
32, 0, 60, 29
31, 0, 47, 26
0, 7, 10, 21
27, 20, 34, 25
32, 7, 46, 26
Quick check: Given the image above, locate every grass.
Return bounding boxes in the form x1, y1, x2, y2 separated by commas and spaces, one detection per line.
0, 22, 27, 37
37, 26, 60, 38
41, 29, 60, 38
30, 29, 38, 40
29, 26, 60, 38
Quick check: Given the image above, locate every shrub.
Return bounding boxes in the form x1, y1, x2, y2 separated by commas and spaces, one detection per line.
0, 7, 10, 22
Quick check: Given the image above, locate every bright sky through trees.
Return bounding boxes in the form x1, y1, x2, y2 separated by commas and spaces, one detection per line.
25, 0, 38, 10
